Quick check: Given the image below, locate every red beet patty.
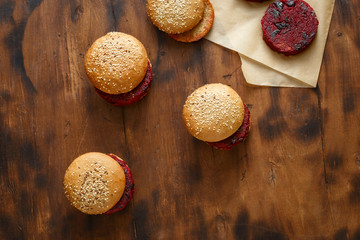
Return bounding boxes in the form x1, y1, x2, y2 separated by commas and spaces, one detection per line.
207, 104, 251, 150
104, 154, 135, 215
261, 0, 319, 55
95, 61, 153, 106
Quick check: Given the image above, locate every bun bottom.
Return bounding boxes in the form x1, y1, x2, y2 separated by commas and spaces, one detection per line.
104, 154, 135, 215
207, 104, 251, 150
95, 61, 153, 106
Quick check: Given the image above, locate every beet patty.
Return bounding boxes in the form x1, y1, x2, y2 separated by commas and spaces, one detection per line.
104, 154, 135, 215
207, 104, 251, 150
261, 0, 319, 55
95, 62, 153, 106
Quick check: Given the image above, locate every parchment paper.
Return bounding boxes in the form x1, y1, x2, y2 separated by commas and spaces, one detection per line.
205, 0, 335, 87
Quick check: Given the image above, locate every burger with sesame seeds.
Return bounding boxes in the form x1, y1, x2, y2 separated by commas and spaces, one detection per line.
84, 32, 152, 106
147, 0, 215, 42
182, 83, 251, 150
63, 152, 135, 215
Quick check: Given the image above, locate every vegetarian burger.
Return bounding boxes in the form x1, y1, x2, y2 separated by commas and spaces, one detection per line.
63, 152, 135, 215
182, 83, 251, 150
85, 32, 152, 106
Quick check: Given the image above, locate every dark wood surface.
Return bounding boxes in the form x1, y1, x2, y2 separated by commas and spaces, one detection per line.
1, 0, 359, 239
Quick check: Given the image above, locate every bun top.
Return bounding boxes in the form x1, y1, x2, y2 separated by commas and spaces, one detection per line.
147, 0, 205, 34
85, 32, 149, 94
182, 83, 245, 142
63, 152, 126, 215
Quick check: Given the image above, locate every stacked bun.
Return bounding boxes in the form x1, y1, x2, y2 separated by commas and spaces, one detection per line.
147, 0, 214, 42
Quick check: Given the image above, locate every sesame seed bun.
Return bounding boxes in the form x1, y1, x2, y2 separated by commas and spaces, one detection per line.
182, 83, 245, 142
84, 32, 149, 94
63, 152, 126, 215
147, 0, 205, 34
169, 0, 214, 42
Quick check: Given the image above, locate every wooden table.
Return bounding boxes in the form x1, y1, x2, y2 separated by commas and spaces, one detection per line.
1, 0, 359, 239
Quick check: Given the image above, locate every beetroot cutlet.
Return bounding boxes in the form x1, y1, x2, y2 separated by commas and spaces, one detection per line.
95, 62, 153, 106
104, 154, 135, 215
261, 0, 319, 55
207, 104, 251, 150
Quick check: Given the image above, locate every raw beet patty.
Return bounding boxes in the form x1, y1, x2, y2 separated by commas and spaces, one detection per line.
261, 0, 319, 55
104, 154, 135, 215
95, 61, 153, 106
207, 104, 251, 150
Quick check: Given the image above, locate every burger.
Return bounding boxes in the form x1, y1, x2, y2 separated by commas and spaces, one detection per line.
84, 32, 152, 106
63, 152, 135, 215
182, 83, 251, 150
147, 0, 215, 42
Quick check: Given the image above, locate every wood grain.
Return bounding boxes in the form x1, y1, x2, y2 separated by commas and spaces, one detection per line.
0, 0, 359, 239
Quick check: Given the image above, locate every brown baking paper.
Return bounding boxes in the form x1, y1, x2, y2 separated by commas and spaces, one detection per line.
205, 0, 335, 88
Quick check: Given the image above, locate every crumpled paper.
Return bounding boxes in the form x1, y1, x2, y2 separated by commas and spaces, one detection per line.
205, 0, 335, 88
